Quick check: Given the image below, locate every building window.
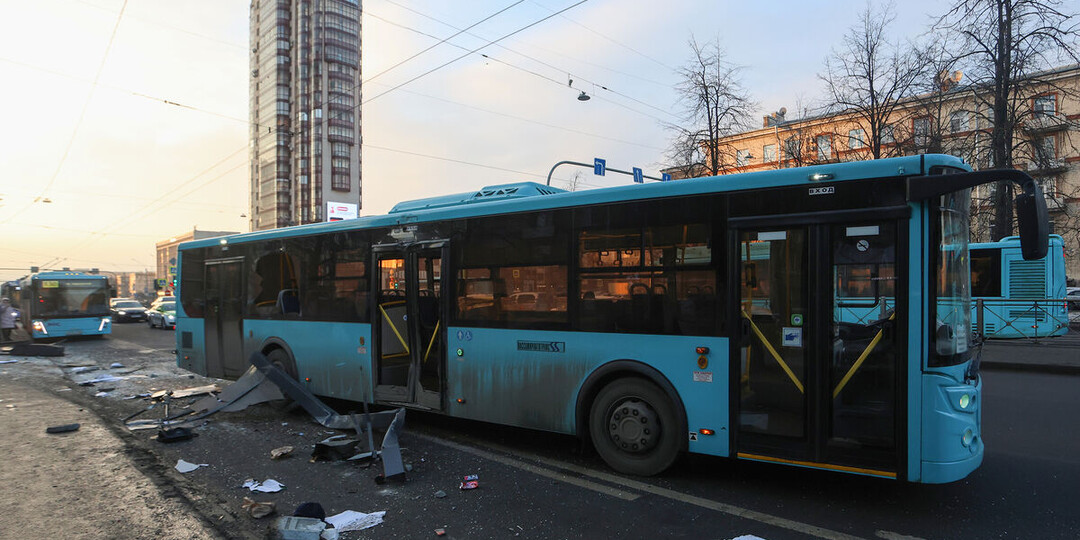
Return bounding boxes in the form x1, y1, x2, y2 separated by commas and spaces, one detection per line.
1033, 94, 1056, 117
762, 144, 777, 162
881, 124, 895, 144
331, 142, 350, 157
328, 125, 353, 140
816, 135, 832, 161
913, 117, 931, 147
949, 111, 969, 133
1036, 135, 1057, 161
784, 137, 801, 161
332, 174, 350, 191
736, 149, 751, 167
848, 129, 865, 149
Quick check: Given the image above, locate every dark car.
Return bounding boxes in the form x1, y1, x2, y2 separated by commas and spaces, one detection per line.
109, 298, 147, 322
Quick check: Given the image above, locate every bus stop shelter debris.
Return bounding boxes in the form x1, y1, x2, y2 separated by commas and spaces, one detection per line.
248, 351, 407, 480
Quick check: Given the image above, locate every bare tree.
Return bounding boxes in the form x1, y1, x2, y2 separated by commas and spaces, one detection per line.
936, 0, 1080, 240
820, 3, 929, 160
666, 37, 756, 176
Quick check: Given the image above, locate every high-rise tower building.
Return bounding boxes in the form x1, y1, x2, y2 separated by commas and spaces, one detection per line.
249, 0, 362, 230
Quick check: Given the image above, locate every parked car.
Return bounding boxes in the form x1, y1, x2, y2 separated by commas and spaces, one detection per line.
146, 301, 176, 329
109, 298, 147, 322
1067, 287, 1080, 310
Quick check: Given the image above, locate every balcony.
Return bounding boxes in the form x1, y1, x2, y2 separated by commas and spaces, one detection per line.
1023, 113, 1068, 133
1026, 159, 1067, 175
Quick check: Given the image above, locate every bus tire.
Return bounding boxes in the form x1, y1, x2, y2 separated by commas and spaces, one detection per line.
589, 377, 681, 476
266, 348, 298, 380
266, 348, 299, 409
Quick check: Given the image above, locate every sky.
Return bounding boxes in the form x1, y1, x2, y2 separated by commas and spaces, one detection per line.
0, 0, 949, 281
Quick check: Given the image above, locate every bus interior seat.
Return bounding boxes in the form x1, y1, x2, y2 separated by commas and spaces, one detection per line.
277, 289, 300, 317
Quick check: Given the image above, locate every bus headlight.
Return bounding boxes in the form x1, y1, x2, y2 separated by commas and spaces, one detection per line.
99, 318, 110, 331
959, 394, 971, 409
961, 428, 975, 447
32, 321, 47, 335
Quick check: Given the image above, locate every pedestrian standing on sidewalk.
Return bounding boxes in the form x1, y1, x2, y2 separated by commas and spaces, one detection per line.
0, 298, 16, 342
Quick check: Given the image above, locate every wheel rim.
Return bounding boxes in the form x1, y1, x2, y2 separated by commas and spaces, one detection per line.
606, 397, 660, 454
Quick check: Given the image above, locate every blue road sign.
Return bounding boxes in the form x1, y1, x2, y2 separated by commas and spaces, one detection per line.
594, 158, 606, 176
661, 172, 672, 182
633, 167, 643, 183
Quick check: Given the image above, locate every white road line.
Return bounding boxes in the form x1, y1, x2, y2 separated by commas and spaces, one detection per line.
419, 432, 865, 540
875, 531, 925, 540
411, 432, 640, 501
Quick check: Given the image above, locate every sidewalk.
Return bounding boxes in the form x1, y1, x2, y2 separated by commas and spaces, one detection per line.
979, 331, 1080, 375
0, 377, 223, 540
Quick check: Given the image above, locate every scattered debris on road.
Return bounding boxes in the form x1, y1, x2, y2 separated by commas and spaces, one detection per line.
242, 478, 285, 493
459, 474, 480, 490
325, 509, 385, 532
45, 423, 80, 434
174, 459, 208, 473
241, 497, 276, 519
271, 445, 294, 459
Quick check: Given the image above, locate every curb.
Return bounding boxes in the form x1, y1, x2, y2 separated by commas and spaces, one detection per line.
980, 360, 1080, 376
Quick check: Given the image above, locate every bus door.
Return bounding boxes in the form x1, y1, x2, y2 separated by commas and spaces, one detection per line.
204, 257, 246, 379
732, 218, 903, 476
372, 242, 447, 410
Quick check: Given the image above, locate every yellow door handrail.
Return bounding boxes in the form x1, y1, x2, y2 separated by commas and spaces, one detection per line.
379, 303, 410, 354
833, 312, 895, 399
423, 320, 440, 363
742, 310, 804, 394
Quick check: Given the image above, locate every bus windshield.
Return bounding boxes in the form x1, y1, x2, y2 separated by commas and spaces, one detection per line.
33, 279, 110, 318
934, 189, 972, 363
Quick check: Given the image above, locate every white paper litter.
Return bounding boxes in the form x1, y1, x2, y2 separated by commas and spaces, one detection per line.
175, 459, 208, 473
110, 362, 125, 368
325, 510, 386, 532
241, 478, 285, 492
94, 391, 110, 397
0, 360, 18, 364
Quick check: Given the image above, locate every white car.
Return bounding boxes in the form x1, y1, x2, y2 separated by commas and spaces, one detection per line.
146, 301, 176, 329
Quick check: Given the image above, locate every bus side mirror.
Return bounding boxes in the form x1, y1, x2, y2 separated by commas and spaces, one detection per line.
1015, 180, 1048, 260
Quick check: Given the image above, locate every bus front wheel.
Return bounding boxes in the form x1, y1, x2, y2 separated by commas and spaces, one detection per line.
266, 348, 298, 380
589, 378, 681, 476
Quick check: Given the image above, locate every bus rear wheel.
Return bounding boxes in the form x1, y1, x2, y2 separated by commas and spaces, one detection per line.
589, 378, 681, 476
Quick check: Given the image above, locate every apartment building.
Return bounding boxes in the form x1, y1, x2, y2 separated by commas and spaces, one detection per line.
677, 64, 1080, 279
249, 0, 363, 231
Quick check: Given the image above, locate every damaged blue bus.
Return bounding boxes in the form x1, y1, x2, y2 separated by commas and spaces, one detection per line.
174, 154, 1048, 482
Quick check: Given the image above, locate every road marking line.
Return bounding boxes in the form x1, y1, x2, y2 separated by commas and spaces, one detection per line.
421, 432, 863, 540
413, 432, 640, 501
876, 531, 925, 540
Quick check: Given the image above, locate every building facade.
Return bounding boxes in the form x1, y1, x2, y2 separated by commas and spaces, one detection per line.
678, 64, 1080, 280
249, 0, 363, 231
156, 230, 238, 293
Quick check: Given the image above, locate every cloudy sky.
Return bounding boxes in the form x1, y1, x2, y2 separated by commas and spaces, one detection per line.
0, 0, 948, 281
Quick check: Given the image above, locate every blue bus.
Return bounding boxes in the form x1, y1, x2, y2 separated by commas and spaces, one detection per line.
969, 235, 1069, 338
175, 154, 1048, 482
10, 271, 112, 339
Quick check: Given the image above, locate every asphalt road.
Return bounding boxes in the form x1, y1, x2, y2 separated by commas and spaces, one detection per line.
5, 323, 1079, 539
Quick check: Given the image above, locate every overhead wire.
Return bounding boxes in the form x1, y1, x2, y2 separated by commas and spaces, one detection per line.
362, 0, 590, 105
377, 0, 677, 119
0, 0, 129, 226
